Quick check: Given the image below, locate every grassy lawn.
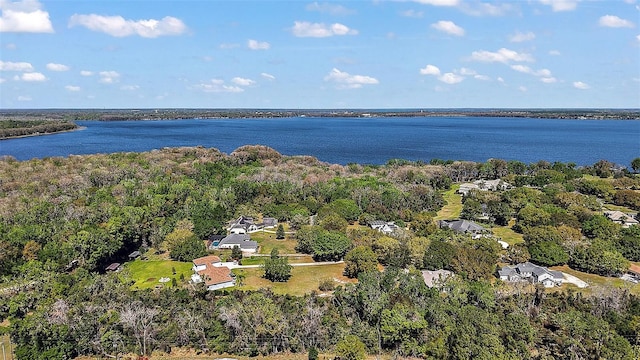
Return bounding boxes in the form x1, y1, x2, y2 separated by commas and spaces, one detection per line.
234, 263, 355, 296
491, 219, 524, 246
0, 334, 15, 360
550, 265, 640, 296
251, 230, 299, 255
124, 259, 192, 290
435, 185, 462, 220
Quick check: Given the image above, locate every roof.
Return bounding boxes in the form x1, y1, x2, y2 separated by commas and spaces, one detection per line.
262, 217, 278, 226
105, 263, 120, 271
498, 267, 517, 277
128, 251, 141, 258
422, 270, 453, 287
193, 255, 222, 266
208, 234, 226, 241
440, 219, 485, 233
219, 234, 258, 249
197, 266, 234, 286
369, 220, 387, 226
604, 211, 638, 224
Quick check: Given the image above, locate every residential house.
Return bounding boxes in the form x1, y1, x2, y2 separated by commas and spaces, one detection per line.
206, 234, 226, 251
216, 234, 259, 253
262, 217, 278, 229
438, 219, 487, 238
191, 255, 235, 291
369, 220, 399, 235
227, 215, 278, 234
498, 262, 564, 288
422, 270, 453, 288
604, 211, 638, 228
458, 179, 511, 196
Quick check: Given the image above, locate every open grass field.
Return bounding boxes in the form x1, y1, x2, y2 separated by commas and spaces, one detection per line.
251, 230, 299, 255
125, 260, 193, 290
550, 265, 640, 296
233, 263, 355, 296
435, 185, 462, 221
491, 220, 525, 246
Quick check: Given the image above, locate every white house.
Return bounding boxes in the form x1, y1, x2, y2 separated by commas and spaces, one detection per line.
191, 255, 235, 291
458, 179, 511, 196
369, 220, 399, 235
498, 262, 563, 288
217, 234, 259, 253
604, 211, 638, 228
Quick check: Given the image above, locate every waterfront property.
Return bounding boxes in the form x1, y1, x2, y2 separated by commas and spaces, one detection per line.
458, 179, 511, 196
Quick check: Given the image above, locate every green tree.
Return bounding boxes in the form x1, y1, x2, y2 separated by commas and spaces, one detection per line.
312, 231, 351, 261
423, 239, 456, 270
231, 245, 243, 261
410, 212, 437, 237
169, 234, 207, 262
631, 157, 640, 173
335, 335, 367, 360
528, 241, 568, 266
262, 248, 292, 282
276, 224, 285, 239
570, 239, 629, 276
344, 246, 378, 278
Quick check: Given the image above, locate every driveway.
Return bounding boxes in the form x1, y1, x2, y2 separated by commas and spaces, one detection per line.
561, 272, 589, 288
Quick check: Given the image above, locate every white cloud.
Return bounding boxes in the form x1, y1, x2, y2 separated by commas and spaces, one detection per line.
598, 15, 635, 28
247, 39, 270, 50
20, 72, 46, 81
195, 79, 244, 93
540, 77, 557, 83
474, 74, 491, 81
458, 67, 477, 76
5, 43, 16, 50
637, 34, 640, 42
324, 68, 378, 89
509, 31, 536, 42
413, 0, 459, 6
573, 81, 590, 89
519, 86, 527, 92
497, 77, 505, 83
99, 70, 120, 83
120, 85, 139, 91
510, 65, 556, 82
538, 0, 579, 12
439, 72, 464, 84
0, 78, 5, 83
431, 20, 465, 36
80, 70, 93, 76
400, 10, 424, 18
549, 50, 561, 56
470, 48, 534, 63
68, 14, 187, 38
510, 64, 533, 74
306, 2, 354, 16
46, 63, 69, 72
261, 72, 275, 81
419, 64, 441, 76
65, 85, 80, 92
291, 21, 358, 37
231, 77, 256, 86
17, 95, 31, 101
0, 0, 54, 33
0, 60, 33, 71
459, 2, 514, 16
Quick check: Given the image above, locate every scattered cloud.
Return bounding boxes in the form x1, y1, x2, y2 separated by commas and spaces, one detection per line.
540, 76, 557, 83
509, 31, 536, 42
637, 34, 640, 42
439, 72, 464, 84
17, 95, 31, 101
291, 21, 358, 37
400, 10, 424, 18
120, 85, 139, 91
458, 67, 476, 76
538, 0, 579, 12
68, 14, 187, 38
20, 72, 46, 81
459, 2, 515, 16
99, 70, 120, 83
247, 39, 270, 50
306, 2, 354, 16
0, 60, 33, 71
470, 48, 534, 63
573, 81, 590, 89
195, 79, 244, 93
324, 68, 378, 89
0, 78, 5, 83
519, 86, 527, 92
474, 74, 491, 81
80, 70, 93, 76
431, 20, 465, 36
419, 64, 441, 76
0, 0, 54, 33
549, 50, 561, 56
65, 85, 80, 92
231, 77, 256, 86
510, 65, 556, 83
598, 15, 634, 28
219, 43, 241, 49
412, 0, 460, 6
261, 73, 275, 81
46, 63, 70, 72
5, 43, 16, 50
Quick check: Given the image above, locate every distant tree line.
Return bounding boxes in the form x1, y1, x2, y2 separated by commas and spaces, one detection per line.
0, 120, 77, 139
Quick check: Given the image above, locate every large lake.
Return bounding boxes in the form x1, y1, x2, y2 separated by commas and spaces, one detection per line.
1, 116, 638, 165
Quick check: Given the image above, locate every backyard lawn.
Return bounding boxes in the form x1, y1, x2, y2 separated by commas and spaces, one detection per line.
125, 259, 193, 290
491, 220, 525, 246
551, 265, 640, 296
251, 229, 299, 255
233, 263, 355, 296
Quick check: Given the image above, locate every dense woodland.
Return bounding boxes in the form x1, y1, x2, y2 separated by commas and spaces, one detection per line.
0, 146, 639, 359
0, 120, 78, 139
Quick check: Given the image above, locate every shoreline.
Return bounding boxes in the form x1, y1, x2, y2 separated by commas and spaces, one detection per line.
0, 125, 86, 141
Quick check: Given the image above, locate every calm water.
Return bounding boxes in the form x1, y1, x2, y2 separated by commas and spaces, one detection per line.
1, 117, 639, 165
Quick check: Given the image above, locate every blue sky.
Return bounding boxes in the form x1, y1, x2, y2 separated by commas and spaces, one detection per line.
1, 0, 638, 109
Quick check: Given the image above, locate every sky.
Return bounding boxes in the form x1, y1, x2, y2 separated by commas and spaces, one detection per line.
0, 0, 639, 109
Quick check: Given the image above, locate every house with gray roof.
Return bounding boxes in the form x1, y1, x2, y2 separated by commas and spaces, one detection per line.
498, 262, 564, 288
216, 234, 258, 253
369, 220, 399, 235
438, 219, 487, 238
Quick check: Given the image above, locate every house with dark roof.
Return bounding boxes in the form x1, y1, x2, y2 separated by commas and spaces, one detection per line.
216, 234, 259, 253
227, 215, 278, 234
498, 262, 564, 288
438, 219, 487, 238
191, 255, 235, 291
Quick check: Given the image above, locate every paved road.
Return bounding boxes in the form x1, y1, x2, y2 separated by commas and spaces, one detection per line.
228, 260, 344, 269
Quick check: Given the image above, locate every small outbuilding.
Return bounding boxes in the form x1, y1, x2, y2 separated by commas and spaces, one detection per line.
105, 263, 121, 272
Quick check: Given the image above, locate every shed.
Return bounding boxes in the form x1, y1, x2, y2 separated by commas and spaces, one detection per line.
128, 251, 141, 260
105, 263, 121, 272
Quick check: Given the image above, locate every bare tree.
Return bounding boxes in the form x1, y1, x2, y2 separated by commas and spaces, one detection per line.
120, 301, 159, 355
